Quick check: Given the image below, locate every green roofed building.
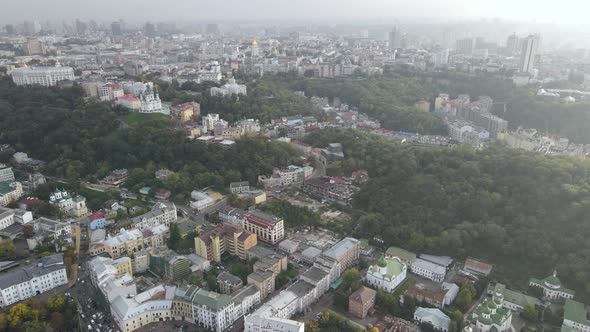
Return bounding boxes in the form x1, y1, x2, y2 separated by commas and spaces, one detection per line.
366, 256, 407, 293
385, 246, 416, 267
471, 289, 512, 332
561, 299, 590, 332
192, 288, 236, 332
529, 270, 575, 302
492, 283, 542, 312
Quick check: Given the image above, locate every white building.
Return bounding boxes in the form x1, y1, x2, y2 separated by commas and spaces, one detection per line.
10, 66, 75, 87
411, 258, 446, 283
210, 78, 247, 97
33, 217, 72, 240
0, 182, 23, 207
130, 202, 177, 231
414, 307, 450, 332
0, 208, 15, 231
139, 83, 164, 113
190, 191, 215, 212
366, 256, 407, 293
48, 189, 88, 217
192, 289, 236, 332
203, 114, 221, 132
0, 254, 67, 307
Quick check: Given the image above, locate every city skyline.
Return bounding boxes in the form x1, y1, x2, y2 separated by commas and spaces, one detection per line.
1, 0, 590, 25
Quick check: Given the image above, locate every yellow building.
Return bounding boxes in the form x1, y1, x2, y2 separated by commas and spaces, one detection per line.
113, 257, 134, 275
195, 224, 257, 262
247, 270, 275, 299
171, 102, 200, 123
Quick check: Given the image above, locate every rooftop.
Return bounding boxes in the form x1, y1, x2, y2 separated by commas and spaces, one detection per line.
192, 288, 233, 311
322, 237, 359, 261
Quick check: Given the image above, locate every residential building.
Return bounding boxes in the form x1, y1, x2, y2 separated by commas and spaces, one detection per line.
415, 100, 431, 112
0, 254, 67, 307
111, 285, 174, 332
349, 286, 376, 319
148, 248, 191, 282
366, 256, 407, 293
187, 254, 211, 272
242, 211, 285, 245
279, 239, 299, 254
520, 34, 539, 74
131, 202, 177, 231
89, 228, 144, 258
303, 176, 355, 206
258, 165, 313, 189
190, 191, 216, 212
247, 270, 275, 299
0, 165, 15, 183
192, 288, 236, 332
171, 102, 200, 123
195, 224, 257, 262
231, 284, 261, 318
202, 114, 221, 132
248, 245, 288, 275
562, 299, 590, 332
414, 307, 450, 332
98, 83, 124, 101
0, 181, 23, 207
89, 211, 107, 230
33, 217, 72, 241
218, 272, 244, 295
471, 289, 512, 332
0, 208, 15, 231
321, 237, 360, 273
411, 258, 446, 282
116, 94, 141, 110
10, 66, 75, 87
529, 271, 575, 301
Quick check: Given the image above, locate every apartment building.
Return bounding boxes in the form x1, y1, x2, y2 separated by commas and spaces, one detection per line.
195, 224, 257, 262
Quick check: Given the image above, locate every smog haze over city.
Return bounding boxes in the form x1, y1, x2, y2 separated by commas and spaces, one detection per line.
1, 1, 590, 332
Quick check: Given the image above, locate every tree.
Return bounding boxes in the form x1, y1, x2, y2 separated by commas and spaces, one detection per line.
23, 224, 34, 238
168, 223, 181, 250
7, 303, 32, 327
47, 294, 66, 312
49, 312, 65, 330
522, 305, 539, 322
456, 284, 476, 312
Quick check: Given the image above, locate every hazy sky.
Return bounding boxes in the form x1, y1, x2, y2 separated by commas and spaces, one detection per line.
2, 0, 590, 24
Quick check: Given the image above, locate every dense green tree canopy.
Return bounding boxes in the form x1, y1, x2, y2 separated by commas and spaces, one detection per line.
306, 128, 590, 301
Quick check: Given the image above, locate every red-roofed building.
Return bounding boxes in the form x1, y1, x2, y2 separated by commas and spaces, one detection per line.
171, 101, 200, 123
242, 210, 284, 245
349, 286, 377, 318
463, 257, 493, 276
115, 94, 141, 110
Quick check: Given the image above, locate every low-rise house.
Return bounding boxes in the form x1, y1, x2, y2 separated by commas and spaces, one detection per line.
278, 239, 299, 254
463, 257, 493, 277
349, 286, 377, 319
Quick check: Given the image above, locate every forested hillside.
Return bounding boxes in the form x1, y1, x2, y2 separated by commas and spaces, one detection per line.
306, 128, 590, 300
0, 78, 300, 200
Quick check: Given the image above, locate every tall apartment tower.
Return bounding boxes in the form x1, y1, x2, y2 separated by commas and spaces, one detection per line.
520, 34, 539, 74
389, 26, 400, 50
